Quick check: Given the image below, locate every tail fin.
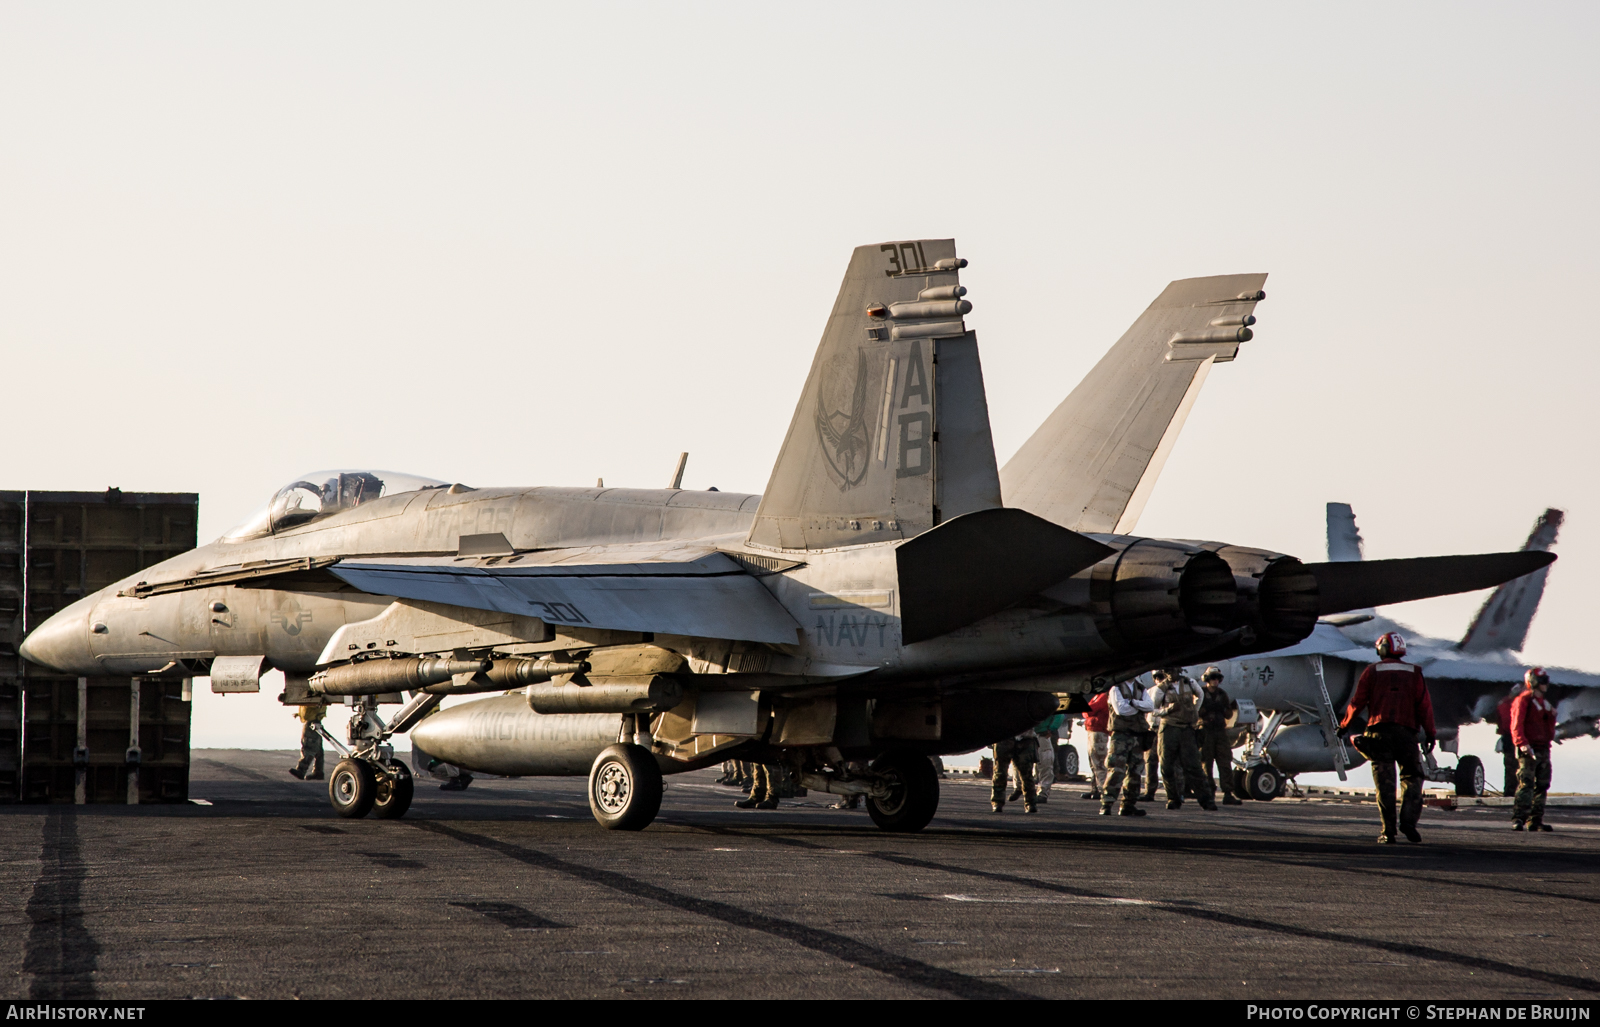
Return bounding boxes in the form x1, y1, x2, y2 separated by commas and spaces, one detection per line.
747, 240, 1001, 551
1457, 508, 1563, 653
1326, 502, 1364, 562
999, 274, 1267, 534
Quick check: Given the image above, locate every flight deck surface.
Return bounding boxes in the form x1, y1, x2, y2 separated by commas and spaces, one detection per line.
5, 750, 1597, 1000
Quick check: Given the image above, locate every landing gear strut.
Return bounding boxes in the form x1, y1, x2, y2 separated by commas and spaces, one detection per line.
325, 694, 428, 820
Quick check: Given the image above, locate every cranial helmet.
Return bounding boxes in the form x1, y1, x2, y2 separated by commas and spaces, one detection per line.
1375, 632, 1407, 659
1203, 666, 1224, 682
1525, 666, 1550, 688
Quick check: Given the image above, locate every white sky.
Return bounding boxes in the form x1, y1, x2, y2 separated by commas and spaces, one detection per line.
4, 3, 1598, 786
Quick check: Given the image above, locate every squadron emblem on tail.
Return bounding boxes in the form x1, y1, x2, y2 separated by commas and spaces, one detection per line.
814, 349, 872, 490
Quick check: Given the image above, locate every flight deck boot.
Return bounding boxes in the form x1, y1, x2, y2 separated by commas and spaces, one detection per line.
1530, 817, 1553, 833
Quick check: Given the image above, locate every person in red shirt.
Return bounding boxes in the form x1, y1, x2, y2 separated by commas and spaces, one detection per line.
1339, 632, 1436, 844
1510, 667, 1558, 832
1495, 688, 1522, 796
1082, 690, 1111, 801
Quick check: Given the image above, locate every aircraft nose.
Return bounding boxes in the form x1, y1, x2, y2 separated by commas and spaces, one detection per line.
19, 604, 97, 674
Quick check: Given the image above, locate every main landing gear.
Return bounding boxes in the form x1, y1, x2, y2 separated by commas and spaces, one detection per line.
588, 744, 664, 830
862, 750, 940, 833
793, 748, 942, 833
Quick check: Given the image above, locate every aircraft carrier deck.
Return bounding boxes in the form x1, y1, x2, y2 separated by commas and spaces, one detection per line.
4, 750, 1597, 1000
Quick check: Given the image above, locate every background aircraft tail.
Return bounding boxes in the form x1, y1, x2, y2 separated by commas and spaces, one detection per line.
999, 273, 1267, 534
1457, 508, 1563, 653
747, 240, 1002, 551
1326, 502, 1365, 562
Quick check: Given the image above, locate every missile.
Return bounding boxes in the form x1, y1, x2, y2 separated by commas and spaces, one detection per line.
309, 655, 591, 697
309, 656, 489, 696
484, 656, 590, 689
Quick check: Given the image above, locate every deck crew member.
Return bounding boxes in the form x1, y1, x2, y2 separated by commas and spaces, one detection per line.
1197, 666, 1242, 805
1102, 679, 1154, 817
991, 729, 1038, 813
289, 704, 326, 781
1083, 690, 1111, 801
1510, 667, 1558, 832
1495, 687, 1523, 797
1141, 675, 1162, 801
736, 763, 780, 810
1154, 667, 1215, 810
1339, 632, 1436, 844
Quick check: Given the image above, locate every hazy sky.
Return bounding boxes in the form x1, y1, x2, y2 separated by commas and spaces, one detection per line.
4, 4, 1598, 782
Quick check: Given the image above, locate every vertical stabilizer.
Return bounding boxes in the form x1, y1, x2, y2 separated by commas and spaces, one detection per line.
1326, 502, 1364, 562
1457, 508, 1563, 653
999, 274, 1267, 533
747, 240, 1002, 551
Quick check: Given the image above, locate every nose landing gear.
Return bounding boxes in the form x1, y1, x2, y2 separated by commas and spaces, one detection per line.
324, 694, 428, 820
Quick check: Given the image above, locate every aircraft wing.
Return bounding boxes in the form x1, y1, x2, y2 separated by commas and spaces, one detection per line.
1409, 652, 1600, 689
1250, 623, 1375, 661
328, 547, 802, 646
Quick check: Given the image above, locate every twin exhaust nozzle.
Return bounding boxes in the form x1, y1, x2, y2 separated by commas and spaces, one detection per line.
309, 655, 590, 697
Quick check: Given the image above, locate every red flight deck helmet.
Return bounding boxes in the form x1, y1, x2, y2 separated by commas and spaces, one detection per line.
1375, 632, 1407, 659
1525, 667, 1550, 689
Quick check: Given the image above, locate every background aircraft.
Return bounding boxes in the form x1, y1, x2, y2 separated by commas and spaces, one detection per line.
1183, 504, 1598, 800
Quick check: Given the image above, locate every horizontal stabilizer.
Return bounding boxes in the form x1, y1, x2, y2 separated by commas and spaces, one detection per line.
1306, 551, 1556, 617
896, 508, 1115, 644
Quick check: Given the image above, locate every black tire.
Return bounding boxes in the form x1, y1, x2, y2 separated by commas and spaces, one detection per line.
866, 749, 940, 833
329, 758, 377, 819
588, 744, 663, 831
1232, 772, 1251, 801
1062, 745, 1080, 779
1245, 764, 1282, 802
373, 761, 415, 819
1454, 755, 1485, 797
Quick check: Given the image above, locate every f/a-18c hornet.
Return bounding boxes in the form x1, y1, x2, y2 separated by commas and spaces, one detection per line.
1188, 505, 1598, 801
19, 240, 1552, 832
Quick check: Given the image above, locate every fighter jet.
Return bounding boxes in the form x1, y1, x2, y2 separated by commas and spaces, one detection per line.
1185, 504, 1598, 801
19, 240, 1552, 832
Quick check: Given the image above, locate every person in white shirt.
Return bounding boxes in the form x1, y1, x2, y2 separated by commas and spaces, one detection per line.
1101, 678, 1155, 817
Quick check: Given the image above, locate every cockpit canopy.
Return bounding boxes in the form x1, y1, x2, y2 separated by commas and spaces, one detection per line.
223, 470, 447, 542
